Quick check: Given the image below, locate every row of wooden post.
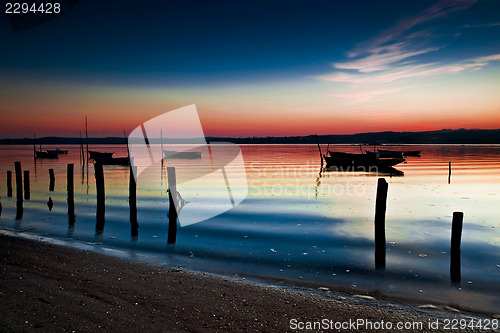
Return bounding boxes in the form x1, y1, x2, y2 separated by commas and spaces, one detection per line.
374, 177, 463, 282
4, 163, 462, 279
4, 161, 177, 240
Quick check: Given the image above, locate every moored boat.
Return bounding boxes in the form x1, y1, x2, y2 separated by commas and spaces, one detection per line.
378, 149, 421, 157
47, 148, 69, 154
35, 150, 59, 159
324, 151, 405, 169
89, 150, 114, 159
93, 156, 130, 166
365, 150, 404, 158
163, 150, 201, 159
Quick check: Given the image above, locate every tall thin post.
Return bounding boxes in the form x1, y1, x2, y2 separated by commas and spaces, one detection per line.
129, 164, 138, 236
448, 161, 452, 184
167, 167, 178, 244
23, 170, 30, 200
7, 171, 12, 197
85, 116, 89, 164
374, 178, 388, 269
15, 162, 23, 220
67, 164, 75, 224
450, 212, 463, 282
95, 162, 105, 232
315, 134, 323, 168
33, 134, 36, 162
49, 169, 55, 191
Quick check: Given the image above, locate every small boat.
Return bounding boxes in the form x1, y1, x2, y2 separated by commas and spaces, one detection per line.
47, 148, 68, 154
365, 150, 404, 158
89, 150, 114, 159
93, 156, 130, 166
378, 149, 421, 157
324, 151, 405, 169
163, 150, 202, 159
35, 150, 59, 159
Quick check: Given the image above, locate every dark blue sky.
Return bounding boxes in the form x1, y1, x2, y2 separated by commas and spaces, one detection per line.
1, 0, 499, 137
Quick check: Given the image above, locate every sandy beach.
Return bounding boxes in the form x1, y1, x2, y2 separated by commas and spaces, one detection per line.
1, 234, 497, 332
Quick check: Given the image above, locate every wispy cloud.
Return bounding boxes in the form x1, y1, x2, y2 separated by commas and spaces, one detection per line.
334, 43, 438, 73
259, 99, 278, 104
323, 86, 417, 103
348, 0, 478, 58
317, 0, 500, 103
320, 55, 499, 85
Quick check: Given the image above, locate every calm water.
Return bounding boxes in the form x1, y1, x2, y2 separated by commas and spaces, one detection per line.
1, 144, 499, 313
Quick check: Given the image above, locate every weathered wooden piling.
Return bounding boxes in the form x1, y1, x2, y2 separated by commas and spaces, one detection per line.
15, 162, 23, 219
23, 170, 30, 200
315, 135, 324, 168
450, 211, 463, 282
129, 165, 138, 236
374, 178, 388, 269
94, 162, 105, 232
67, 164, 75, 223
167, 167, 178, 244
448, 161, 452, 184
49, 169, 55, 191
7, 171, 12, 197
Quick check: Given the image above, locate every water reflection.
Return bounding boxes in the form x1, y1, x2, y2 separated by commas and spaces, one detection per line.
0, 144, 499, 313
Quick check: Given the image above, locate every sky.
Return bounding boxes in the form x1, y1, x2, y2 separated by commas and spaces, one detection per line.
0, 0, 499, 138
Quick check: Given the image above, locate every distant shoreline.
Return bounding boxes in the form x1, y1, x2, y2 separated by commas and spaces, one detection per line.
2, 128, 500, 145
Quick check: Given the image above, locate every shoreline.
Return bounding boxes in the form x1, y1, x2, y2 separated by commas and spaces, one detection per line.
1, 234, 497, 332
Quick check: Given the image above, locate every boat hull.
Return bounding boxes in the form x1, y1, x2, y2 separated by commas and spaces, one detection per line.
94, 157, 130, 166
89, 151, 114, 159
35, 150, 59, 159
163, 150, 202, 159
324, 151, 405, 170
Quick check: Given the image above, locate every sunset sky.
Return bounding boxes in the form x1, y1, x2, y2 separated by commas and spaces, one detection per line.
1, 0, 499, 138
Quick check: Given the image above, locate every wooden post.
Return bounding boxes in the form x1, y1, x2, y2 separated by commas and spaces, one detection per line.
315, 134, 324, 168
374, 178, 388, 269
448, 161, 452, 184
23, 170, 30, 200
15, 162, 23, 220
49, 169, 55, 191
450, 211, 463, 282
167, 167, 178, 244
67, 164, 75, 224
94, 162, 105, 232
129, 165, 138, 236
7, 171, 12, 197
85, 116, 89, 164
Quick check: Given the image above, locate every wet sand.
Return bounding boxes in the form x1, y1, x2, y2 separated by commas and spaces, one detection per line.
0, 234, 495, 332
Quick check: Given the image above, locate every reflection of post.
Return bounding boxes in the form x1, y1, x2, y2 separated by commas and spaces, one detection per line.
129, 165, 138, 236
67, 164, 75, 224
24, 170, 30, 200
450, 211, 463, 282
95, 163, 105, 232
167, 167, 178, 244
49, 169, 55, 191
7, 171, 12, 197
15, 162, 23, 220
374, 178, 388, 269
